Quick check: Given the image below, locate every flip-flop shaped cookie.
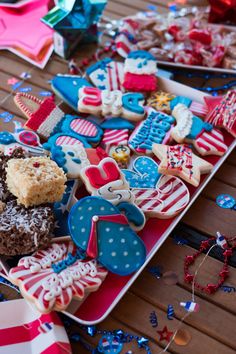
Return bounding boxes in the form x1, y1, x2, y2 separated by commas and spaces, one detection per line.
68, 196, 146, 275
132, 175, 190, 219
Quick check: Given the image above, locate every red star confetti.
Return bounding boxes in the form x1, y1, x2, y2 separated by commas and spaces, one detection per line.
157, 326, 174, 342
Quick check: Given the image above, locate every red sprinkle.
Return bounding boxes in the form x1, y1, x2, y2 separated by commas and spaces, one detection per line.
33, 162, 40, 168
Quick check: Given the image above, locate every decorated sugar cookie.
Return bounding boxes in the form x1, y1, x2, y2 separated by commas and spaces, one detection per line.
171, 103, 227, 156
132, 175, 190, 219
14, 93, 65, 139
153, 144, 213, 187
123, 50, 158, 92
86, 58, 124, 91
122, 156, 161, 189
204, 91, 236, 138
170, 95, 208, 118
51, 74, 92, 111
80, 158, 145, 230
100, 117, 134, 152
147, 90, 175, 113
0, 121, 44, 156
115, 19, 138, 58
68, 196, 146, 275
78, 87, 145, 121
109, 145, 131, 168
9, 241, 108, 313
128, 108, 175, 154
60, 115, 103, 146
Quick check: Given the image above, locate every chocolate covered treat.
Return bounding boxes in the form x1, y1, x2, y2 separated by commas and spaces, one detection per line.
0, 200, 54, 256
6, 156, 66, 207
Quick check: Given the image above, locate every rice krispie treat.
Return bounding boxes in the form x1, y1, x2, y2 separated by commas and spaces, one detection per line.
6, 156, 66, 207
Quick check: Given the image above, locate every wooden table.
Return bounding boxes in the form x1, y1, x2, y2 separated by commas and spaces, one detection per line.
0, 1, 236, 353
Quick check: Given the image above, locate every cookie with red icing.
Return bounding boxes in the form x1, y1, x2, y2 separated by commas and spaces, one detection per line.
9, 241, 108, 313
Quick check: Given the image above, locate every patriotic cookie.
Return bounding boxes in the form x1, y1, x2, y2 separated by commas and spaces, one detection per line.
153, 144, 213, 187
115, 19, 138, 58
204, 90, 236, 138
170, 95, 208, 118
109, 145, 131, 168
80, 158, 145, 230
51, 74, 92, 111
9, 241, 108, 313
0, 122, 44, 157
68, 196, 146, 275
147, 90, 175, 113
14, 93, 65, 139
171, 103, 227, 156
123, 50, 158, 92
86, 58, 124, 91
100, 117, 134, 152
132, 175, 190, 219
128, 108, 175, 154
78, 87, 145, 121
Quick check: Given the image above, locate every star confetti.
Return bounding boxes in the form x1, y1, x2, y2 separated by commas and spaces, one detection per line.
157, 326, 174, 342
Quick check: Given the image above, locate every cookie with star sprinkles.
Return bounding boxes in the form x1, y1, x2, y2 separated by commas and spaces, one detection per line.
147, 90, 176, 113
152, 144, 213, 187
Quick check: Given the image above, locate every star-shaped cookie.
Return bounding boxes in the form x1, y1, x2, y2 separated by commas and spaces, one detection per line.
153, 144, 213, 187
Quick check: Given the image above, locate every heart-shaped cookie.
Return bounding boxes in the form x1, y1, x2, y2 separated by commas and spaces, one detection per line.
122, 156, 161, 189
68, 196, 146, 275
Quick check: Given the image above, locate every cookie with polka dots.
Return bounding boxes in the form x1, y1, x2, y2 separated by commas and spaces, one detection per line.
68, 196, 146, 275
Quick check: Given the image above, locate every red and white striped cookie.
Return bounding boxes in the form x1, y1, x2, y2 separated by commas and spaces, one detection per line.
133, 175, 190, 219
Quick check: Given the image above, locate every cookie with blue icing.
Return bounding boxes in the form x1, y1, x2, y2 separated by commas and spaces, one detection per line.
128, 107, 175, 154
68, 196, 146, 275
122, 156, 161, 189
100, 117, 135, 130
86, 58, 124, 91
60, 115, 103, 145
51, 74, 92, 111
170, 96, 192, 111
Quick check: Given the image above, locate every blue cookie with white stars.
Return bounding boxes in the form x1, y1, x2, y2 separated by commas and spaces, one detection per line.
68, 196, 146, 276
122, 156, 161, 189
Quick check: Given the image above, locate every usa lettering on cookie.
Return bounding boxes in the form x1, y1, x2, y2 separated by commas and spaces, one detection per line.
68, 196, 146, 275
78, 87, 145, 121
123, 50, 158, 92
132, 175, 190, 219
9, 241, 108, 313
153, 144, 213, 187
172, 103, 227, 156
128, 108, 175, 154
86, 58, 124, 91
80, 157, 131, 204
204, 90, 236, 138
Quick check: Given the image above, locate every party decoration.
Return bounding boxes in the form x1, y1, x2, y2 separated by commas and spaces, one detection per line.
0, 0, 53, 68
78, 87, 145, 122
157, 326, 173, 342
14, 93, 65, 139
68, 196, 146, 275
0, 121, 44, 156
216, 194, 236, 209
51, 74, 92, 111
220, 285, 236, 293
9, 241, 108, 313
167, 304, 175, 320
7, 77, 19, 86
180, 301, 200, 313
171, 103, 228, 156
147, 265, 163, 279
205, 91, 236, 138
98, 334, 123, 353
123, 50, 158, 92
86, 58, 124, 91
216, 231, 228, 249
0, 299, 72, 353
153, 144, 213, 187
128, 108, 175, 154
184, 234, 236, 294
149, 311, 158, 328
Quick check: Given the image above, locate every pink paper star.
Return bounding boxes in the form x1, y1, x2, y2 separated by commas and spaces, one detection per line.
0, 0, 53, 68
7, 77, 19, 86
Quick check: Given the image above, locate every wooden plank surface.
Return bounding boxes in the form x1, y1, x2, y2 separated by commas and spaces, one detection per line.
0, 0, 236, 353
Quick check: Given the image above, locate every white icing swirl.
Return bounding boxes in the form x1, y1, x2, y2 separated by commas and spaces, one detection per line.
172, 103, 193, 142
